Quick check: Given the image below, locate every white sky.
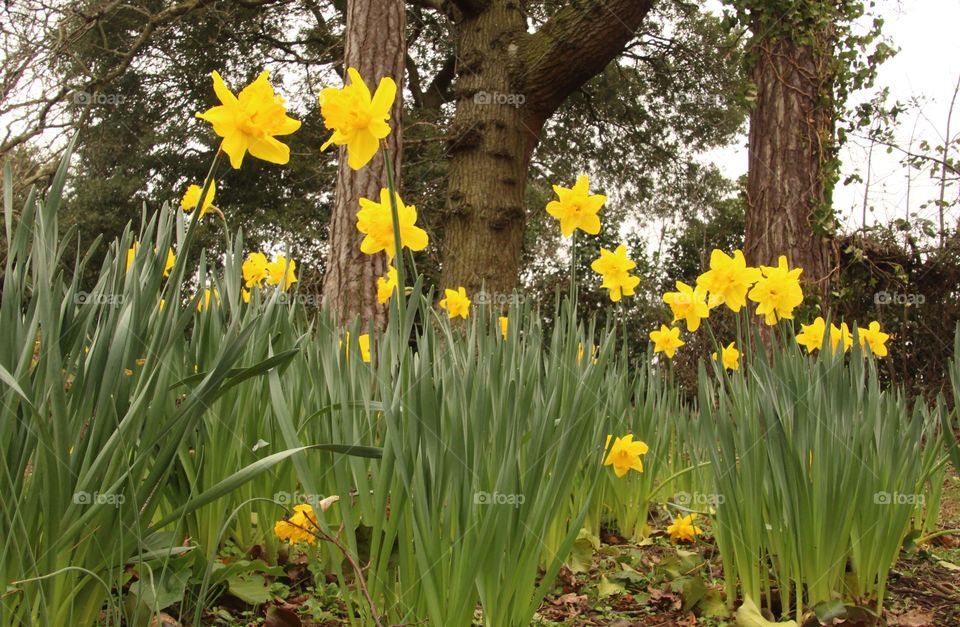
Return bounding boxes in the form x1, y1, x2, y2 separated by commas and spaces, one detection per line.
705, 0, 960, 232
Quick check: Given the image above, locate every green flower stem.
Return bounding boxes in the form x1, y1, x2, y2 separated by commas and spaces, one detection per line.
648, 461, 713, 502
166, 148, 222, 301
570, 232, 578, 304
381, 145, 406, 325
915, 528, 960, 545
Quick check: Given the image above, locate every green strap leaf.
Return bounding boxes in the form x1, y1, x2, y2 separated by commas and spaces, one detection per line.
148, 443, 381, 531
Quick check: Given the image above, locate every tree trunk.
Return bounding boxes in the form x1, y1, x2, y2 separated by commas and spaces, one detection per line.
440, 0, 656, 296
744, 34, 835, 293
440, 2, 531, 299
321, 0, 405, 327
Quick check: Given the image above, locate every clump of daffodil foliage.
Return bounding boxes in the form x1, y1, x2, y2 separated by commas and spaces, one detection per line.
0, 65, 945, 627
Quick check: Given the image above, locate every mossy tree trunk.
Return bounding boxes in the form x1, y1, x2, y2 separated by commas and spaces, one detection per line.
321, 0, 405, 327
439, 0, 656, 296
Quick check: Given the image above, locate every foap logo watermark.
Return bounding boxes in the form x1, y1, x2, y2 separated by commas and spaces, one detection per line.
474, 491, 525, 507
665, 292, 713, 307
274, 292, 322, 307
674, 491, 725, 506
874, 291, 925, 306
74, 291, 125, 306
273, 492, 340, 511
73, 491, 125, 506
473, 91, 526, 108
874, 491, 924, 505
73, 91, 126, 106
474, 291, 524, 306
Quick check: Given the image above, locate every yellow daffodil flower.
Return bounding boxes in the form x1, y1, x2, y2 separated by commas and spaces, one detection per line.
747, 255, 804, 325
577, 342, 599, 365
830, 321, 853, 353
545, 175, 606, 237
663, 281, 710, 332
196, 70, 301, 169
376, 266, 398, 304
858, 320, 889, 357
695, 249, 761, 311
603, 434, 649, 477
319, 67, 396, 170
342, 332, 372, 363
498, 316, 509, 338
180, 180, 217, 218
666, 513, 703, 543
358, 333, 371, 363
273, 504, 320, 545
649, 324, 684, 359
356, 188, 429, 260
196, 288, 220, 312
439, 287, 471, 319
242, 252, 270, 288
591, 244, 640, 302
126, 242, 175, 277
796, 316, 826, 353
266, 255, 298, 290
712, 341, 740, 370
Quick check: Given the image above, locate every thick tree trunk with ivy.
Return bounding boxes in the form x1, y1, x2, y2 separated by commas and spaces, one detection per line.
744, 30, 835, 293
321, 0, 404, 327
439, 0, 655, 295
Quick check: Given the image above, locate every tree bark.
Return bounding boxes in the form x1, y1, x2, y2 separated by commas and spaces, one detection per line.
744, 34, 835, 293
321, 0, 405, 327
439, 0, 656, 296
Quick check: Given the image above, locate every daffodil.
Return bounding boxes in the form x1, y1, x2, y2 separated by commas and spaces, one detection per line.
376, 266, 398, 305
577, 343, 599, 365
712, 341, 740, 370
356, 188, 429, 260
180, 180, 217, 218
342, 332, 372, 363
266, 255, 298, 290
498, 316, 509, 338
747, 255, 804, 325
126, 242, 174, 277
273, 504, 319, 545
164, 249, 175, 276
196, 288, 220, 312
358, 333, 371, 363
649, 324, 684, 359
591, 244, 641, 302
603, 434, 649, 477
796, 316, 826, 353
439, 287, 470, 319
319, 67, 396, 170
663, 281, 710, 332
666, 513, 703, 543
242, 252, 270, 288
830, 322, 853, 353
695, 249, 761, 311
858, 320, 889, 357
545, 175, 606, 237
196, 71, 301, 169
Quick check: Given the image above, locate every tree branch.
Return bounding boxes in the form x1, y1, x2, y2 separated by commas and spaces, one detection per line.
420, 54, 456, 111
447, 0, 488, 17
519, 0, 655, 117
